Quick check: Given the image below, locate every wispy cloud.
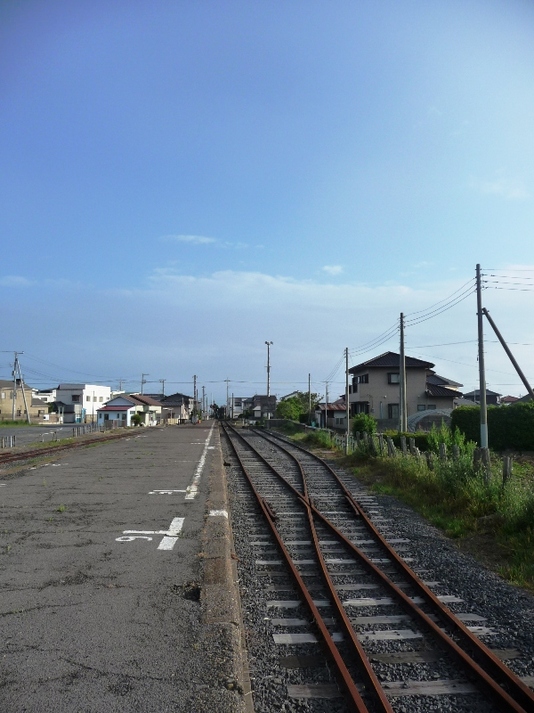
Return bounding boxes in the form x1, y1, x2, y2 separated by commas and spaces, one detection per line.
161, 234, 256, 249
162, 234, 217, 245
322, 265, 343, 276
0, 275, 33, 287
469, 176, 529, 201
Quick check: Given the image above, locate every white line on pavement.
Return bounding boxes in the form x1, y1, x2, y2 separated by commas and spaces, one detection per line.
185, 423, 215, 501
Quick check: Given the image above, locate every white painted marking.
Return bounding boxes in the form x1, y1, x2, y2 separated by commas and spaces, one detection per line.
116, 517, 185, 550
209, 509, 228, 518
185, 423, 215, 501
148, 489, 186, 495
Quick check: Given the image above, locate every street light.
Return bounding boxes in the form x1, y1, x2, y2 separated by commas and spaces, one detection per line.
265, 341, 273, 397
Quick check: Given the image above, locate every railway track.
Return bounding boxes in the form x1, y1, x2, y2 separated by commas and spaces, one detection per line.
0, 429, 136, 467
222, 423, 534, 713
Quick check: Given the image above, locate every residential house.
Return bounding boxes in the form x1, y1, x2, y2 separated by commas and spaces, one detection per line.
348, 351, 463, 429
55, 384, 112, 423
463, 389, 501, 406
97, 393, 162, 428
33, 388, 57, 403
0, 379, 45, 422
251, 394, 277, 420
227, 396, 255, 419
315, 399, 347, 429
157, 392, 192, 423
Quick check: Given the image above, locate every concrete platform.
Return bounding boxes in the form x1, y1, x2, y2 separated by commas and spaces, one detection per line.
0, 422, 249, 713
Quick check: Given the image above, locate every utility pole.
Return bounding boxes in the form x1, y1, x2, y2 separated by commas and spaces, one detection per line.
192, 375, 197, 417
141, 373, 149, 395
399, 313, 407, 432
225, 378, 230, 418
12, 352, 30, 423
324, 381, 329, 429
345, 347, 350, 454
202, 385, 206, 419
159, 379, 166, 397
476, 264, 488, 449
482, 308, 534, 400
308, 373, 312, 425
265, 341, 273, 396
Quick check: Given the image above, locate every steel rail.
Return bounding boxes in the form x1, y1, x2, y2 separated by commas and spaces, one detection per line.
222, 423, 373, 712
0, 430, 135, 465
258, 427, 534, 713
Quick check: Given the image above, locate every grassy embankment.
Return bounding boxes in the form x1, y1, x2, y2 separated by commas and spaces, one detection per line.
275, 422, 534, 592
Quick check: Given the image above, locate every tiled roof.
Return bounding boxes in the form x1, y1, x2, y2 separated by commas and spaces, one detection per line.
426, 383, 464, 398
97, 405, 131, 412
349, 351, 434, 373
427, 373, 463, 388
129, 394, 163, 406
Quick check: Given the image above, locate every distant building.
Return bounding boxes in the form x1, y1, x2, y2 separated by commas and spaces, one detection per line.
463, 389, 501, 406
55, 384, 112, 423
0, 379, 47, 422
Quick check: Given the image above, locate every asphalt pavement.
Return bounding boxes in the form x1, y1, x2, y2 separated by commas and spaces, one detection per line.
0, 422, 247, 713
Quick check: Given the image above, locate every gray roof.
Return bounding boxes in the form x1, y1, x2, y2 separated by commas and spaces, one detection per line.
349, 351, 434, 373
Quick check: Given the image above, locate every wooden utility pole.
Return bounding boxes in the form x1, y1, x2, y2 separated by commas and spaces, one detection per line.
476, 264, 488, 449
399, 313, 407, 432
482, 308, 534, 400
12, 353, 30, 423
324, 381, 329, 429
345, 348, 350, 454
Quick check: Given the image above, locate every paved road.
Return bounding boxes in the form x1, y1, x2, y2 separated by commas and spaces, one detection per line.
0, 422, 224, 712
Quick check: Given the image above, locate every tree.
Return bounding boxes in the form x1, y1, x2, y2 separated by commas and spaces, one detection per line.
276, 398, 302, 420
275, 391, 322, 421
351, 413, 377, 437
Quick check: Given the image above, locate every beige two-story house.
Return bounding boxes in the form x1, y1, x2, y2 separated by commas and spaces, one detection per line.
348, 351, 463, 428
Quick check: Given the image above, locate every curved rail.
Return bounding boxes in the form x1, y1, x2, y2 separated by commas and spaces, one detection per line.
224, 423, 534, 713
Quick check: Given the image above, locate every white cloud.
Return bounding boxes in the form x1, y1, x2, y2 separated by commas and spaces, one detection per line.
322, 265, 343, 275
162, 234, 217, 244
5, 266, 534, 403
0, 275, 33, 287
469, 176, 529, 201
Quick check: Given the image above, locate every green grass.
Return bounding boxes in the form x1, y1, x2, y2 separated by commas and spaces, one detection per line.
346, 450, 534, 591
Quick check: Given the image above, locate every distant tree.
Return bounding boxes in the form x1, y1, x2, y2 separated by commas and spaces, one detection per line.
276, 391, 322, 422
276, 398, 302, 420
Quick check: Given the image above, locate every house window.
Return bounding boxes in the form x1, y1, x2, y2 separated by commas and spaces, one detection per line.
86, 396, 91, 402
357, 374, 369, 384
72, 395, 80, 403
388, 373, 400, 384
417, 405, 426, 412
427, 404, 436, 410
99, 396, 103, 402
388, 403, 399, 419
0, 392, 4, 399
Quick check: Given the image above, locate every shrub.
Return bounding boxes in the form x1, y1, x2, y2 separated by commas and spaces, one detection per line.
351, 413, 377, 437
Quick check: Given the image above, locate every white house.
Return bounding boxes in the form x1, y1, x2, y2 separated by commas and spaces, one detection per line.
55, 384, 112, 423
97, 394, 162, 428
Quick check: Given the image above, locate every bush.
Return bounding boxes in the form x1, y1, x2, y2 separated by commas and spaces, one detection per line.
351, 413, 377, 437
452, 401, 534, 450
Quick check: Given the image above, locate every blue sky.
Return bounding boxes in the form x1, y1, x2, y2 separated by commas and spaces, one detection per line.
2, 0, 534, 404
